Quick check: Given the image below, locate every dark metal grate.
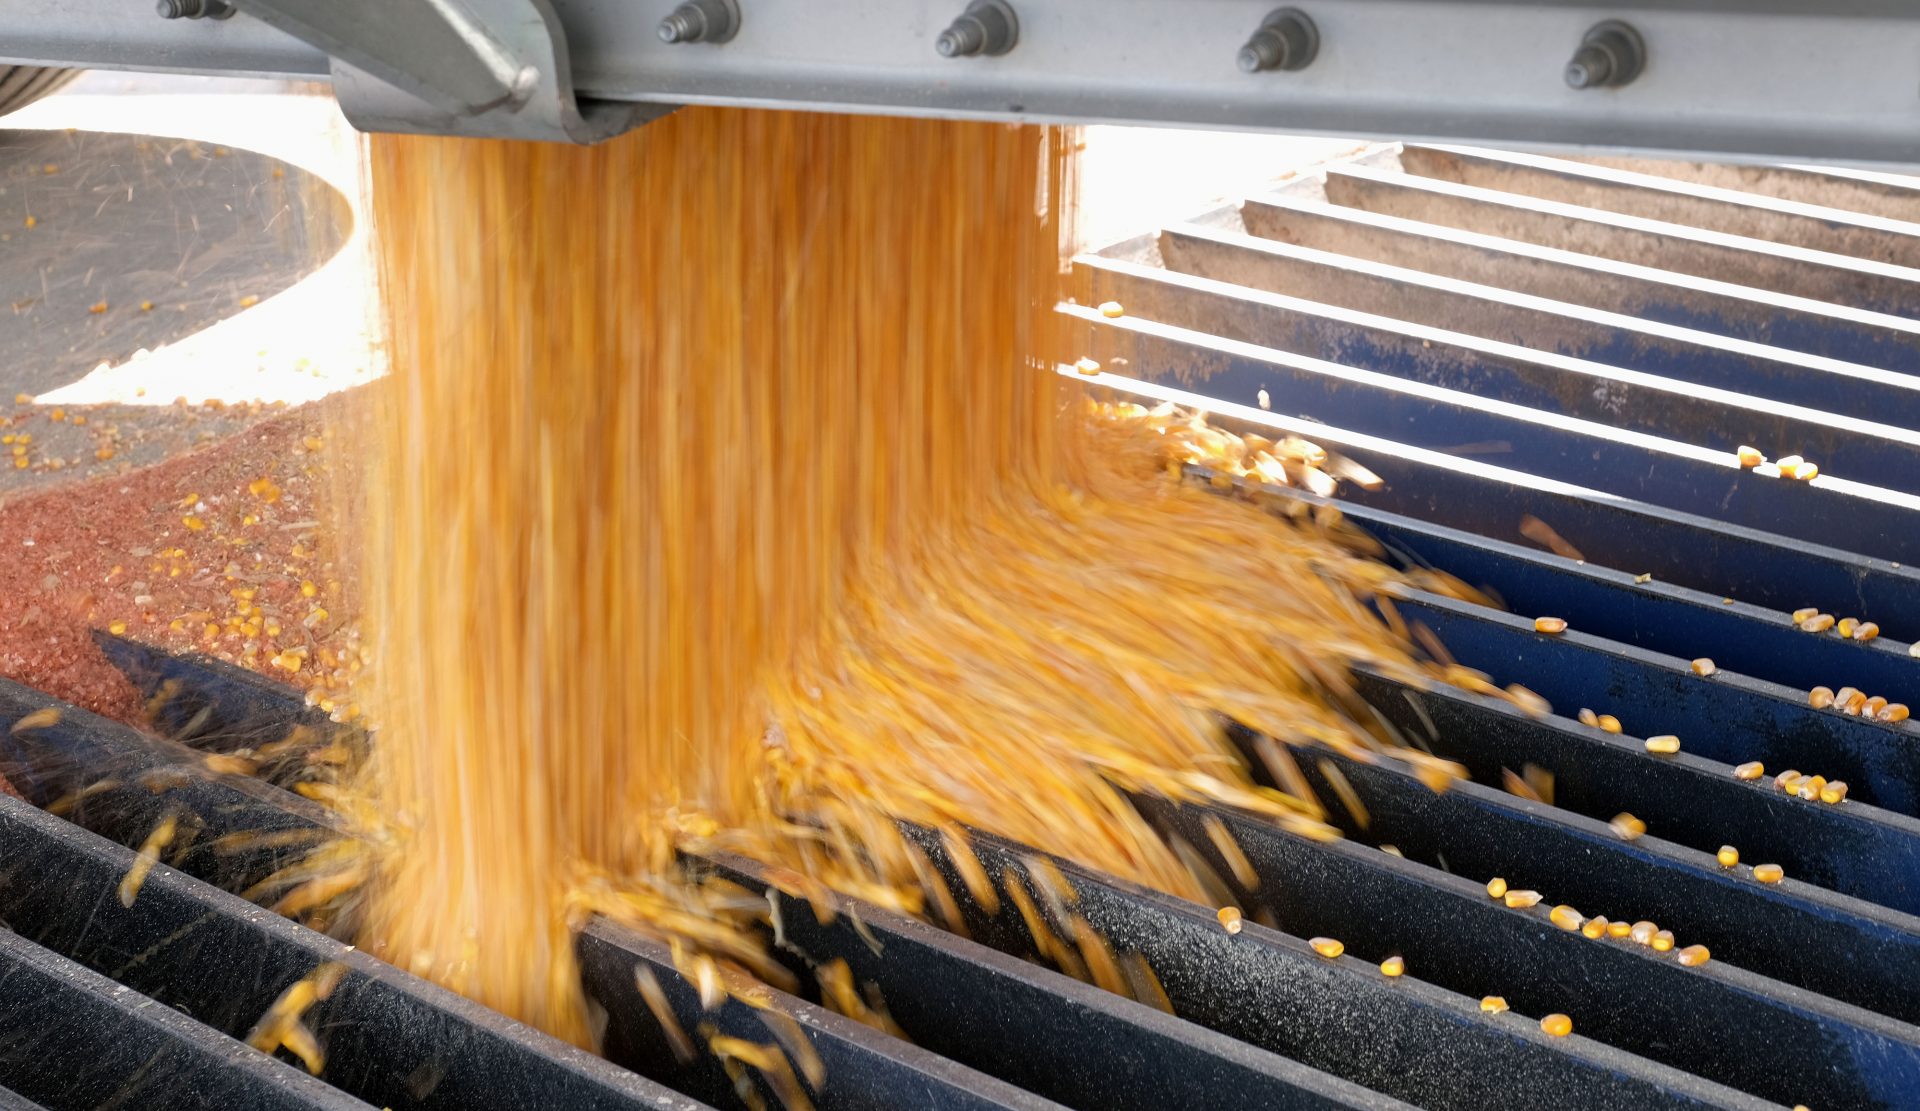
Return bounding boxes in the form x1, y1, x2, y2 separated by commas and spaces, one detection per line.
3, 143, 1920, 1108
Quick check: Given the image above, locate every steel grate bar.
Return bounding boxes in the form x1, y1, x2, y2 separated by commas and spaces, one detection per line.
1342, 668, 1920, 918
1149, 223, 1920, 425
686, 852, 1403, 1110
1132, 793, 1920, 1110
1400, 146, 1920, 267
1321, 163, 1920, 315
1274, 741, 1920, 1030
1241, 195, 1920, 369
1389, 590, 1920, 816
1073, 254, 1920, 493
1068, 309, 1920, 564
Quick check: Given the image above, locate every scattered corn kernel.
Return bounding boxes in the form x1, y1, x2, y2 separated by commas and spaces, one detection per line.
10, 707, 61, 734
1774, 769, 1803, 793
1800, 614, 1836, 633
239, 294, 260, 308
1549, 904, 1583, 931
1717, 845, 1739, 868
1644, 735, 1681, 755
1309, 937, 1344, 959
1736, 445, 1763, 468
1837, 618, 1857, 639
1480, 996, 1508, 1014
1854, 622, 1880, 642
1651, 929, 1675, 952
1577, 708, 1598, 727
1486, 876, 1508, 899
1808, 686, 1835, 709
1074, 357, 1101, 376
182, 516, 204, 532
1217, 906, 1243, 935
1879, 703, 1909, 723
1098, 301, 1124, 318
1791, 461, 1820, 481
1597, 714, 1622, 734
88, 301, 107, 314
1380, 955, 1404, 977
1606, 920, 1632, 939
1792, 607, 1819, 623
1753, 863, 1785, 884
1540, 1013, 1573, 1037
1503, 889, 1543, 909
1776, 454, 1804, 473
1533, 616, 1568, 634
1690, 658, 1716, 677
107, 621, 126, 636
1609, 813, 1646, 841
1581, 915, 1608, 939
1820, 781, 1848, 804
1629, 920, 1657, 945
1676, 944, 1710, 967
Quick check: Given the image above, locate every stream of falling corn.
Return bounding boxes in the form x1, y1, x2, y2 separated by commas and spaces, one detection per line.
324, 108, 1482, 1086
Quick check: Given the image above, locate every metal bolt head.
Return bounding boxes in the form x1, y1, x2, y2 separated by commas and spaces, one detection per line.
658, 0, 740, 44
1238, 8, 1318, 74
1566, 20, 1645, 89
937, 0, 1018, 57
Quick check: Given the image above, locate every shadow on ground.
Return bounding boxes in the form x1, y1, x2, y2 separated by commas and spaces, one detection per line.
0, 128, 352, 397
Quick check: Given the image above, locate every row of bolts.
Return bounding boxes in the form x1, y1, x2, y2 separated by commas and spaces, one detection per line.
664, 1, 1647, 91
156, 0, 1649, 91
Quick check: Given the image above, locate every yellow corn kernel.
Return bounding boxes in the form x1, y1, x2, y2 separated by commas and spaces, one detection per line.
1800, 614, 1836, 633
1808, 686, 1835, 709
1651, 929, 1674, 952
1820, 781, 1848, 804
1380, 955, 1405, 977
1717, 845, 1739, 868
1597, 714, 1622, 734
1837, 618, 1857, 639
1540, 1013, 1573, 1037
1503, 889, 1543, 909
1879, 703, 1909, 723
1606, 920, 1632, 939
1792, 461, 1819, 481
1864, 696, 1888, 718
1736, 445, 1763, 468
1676, 944, 1710, 967
1845, 690, 1869, 715
1835, 686, 1861, 710
1480, 996, 1509, 1014
1548, 904, 1583, 931
1629, 920, 1657, 946
1774, 769, 1803, 793
1216, 906, 1243, 935
140, 300, 153, 312
239, 294, 260, 308
1753, 863, 1785, 884
1308, 937, 1344, 959
10, 707, 61, 734
301, 579, 318, 598
1533, 616, 1568, 634
1098, 301, 1124, 318
1581, 916, 1608, 939
204, 753, 259, 777
1074, 357, 1101, 376
182, 515, 204, 532
1577, 708, 1599, 727
1644, 735, 1681, 755
1800, 775, 1827, 800
1486, 876, 1508, 899
1792, 607, 1819, 623
1776, 454, 1804, 473
1691, 658, 1716, 677
1609, 813, 1646, 841
107, 620, 127, 636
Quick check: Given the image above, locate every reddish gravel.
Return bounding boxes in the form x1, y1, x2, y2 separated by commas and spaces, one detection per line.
0, 392, 366, 728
